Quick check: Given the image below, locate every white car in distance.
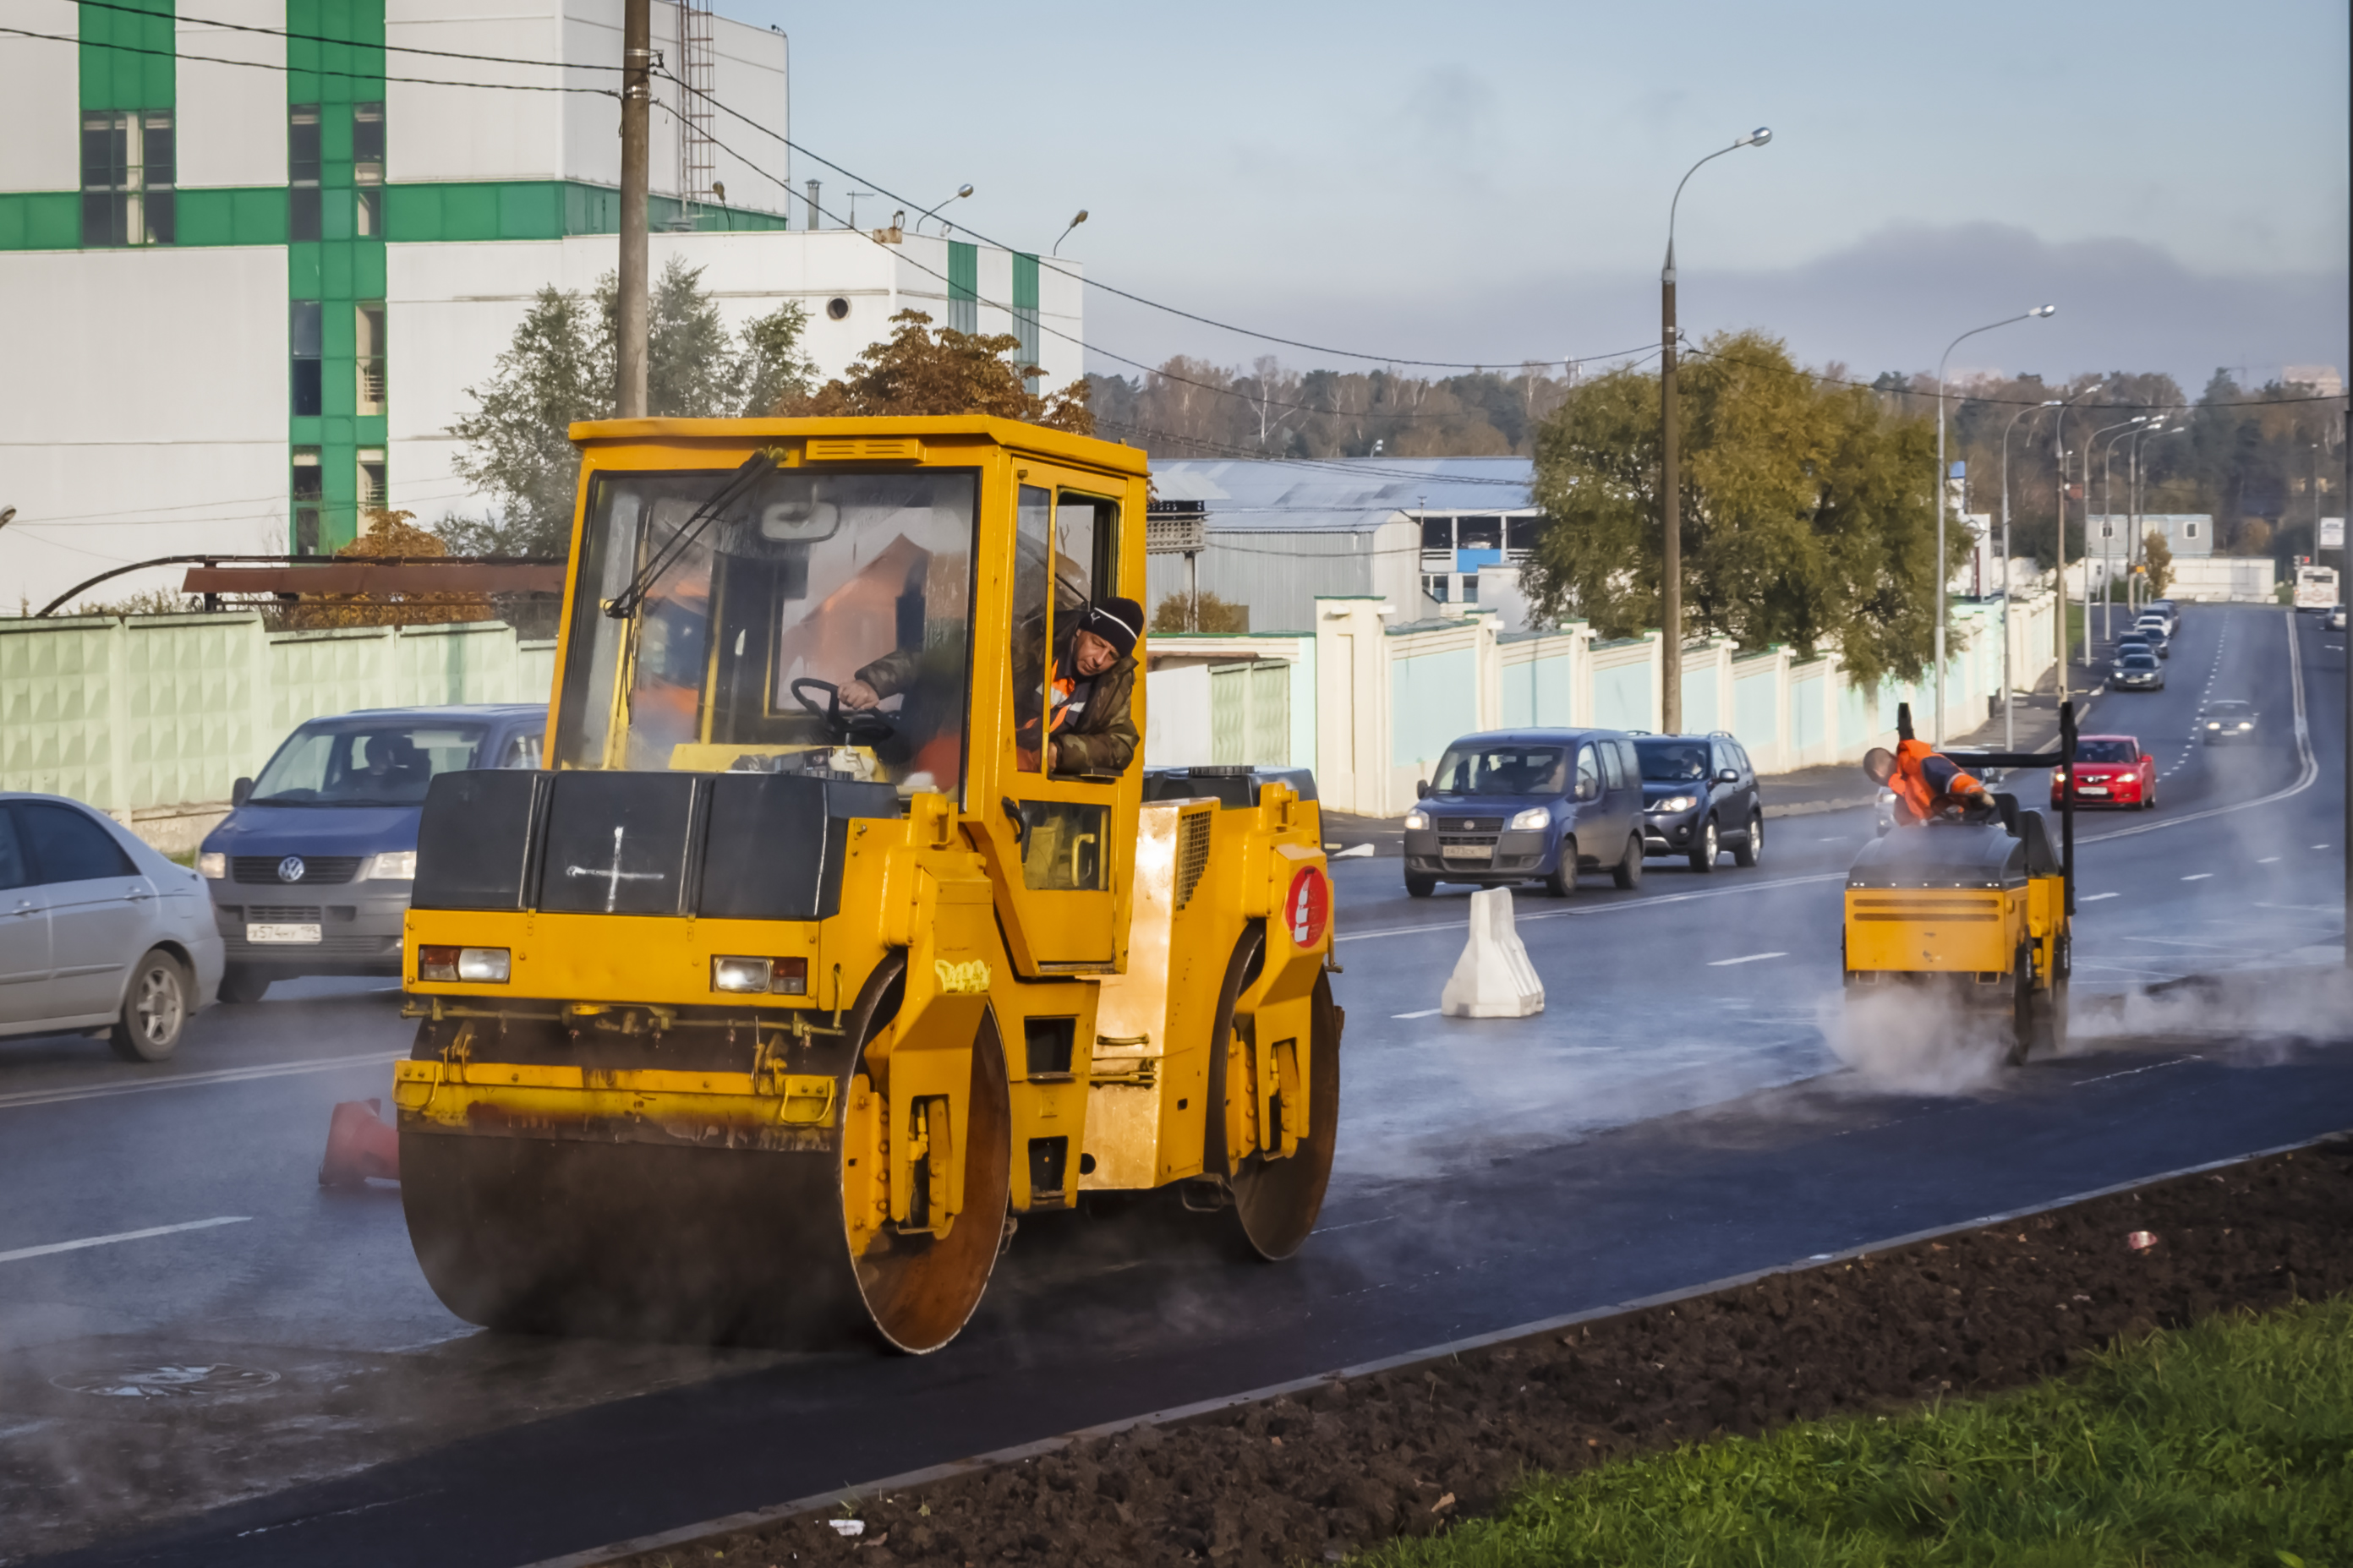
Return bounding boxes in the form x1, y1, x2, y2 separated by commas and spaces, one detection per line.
1, 793, 224, 1060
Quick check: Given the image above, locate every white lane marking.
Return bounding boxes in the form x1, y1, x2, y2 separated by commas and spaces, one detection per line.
1707, 951, 1788, 967
2258, 856, 2282, 864
2181, 872, 2214, 882
0, 1216, 249, 1265
0, 1051, 404, 1113
2120, 935, 2235, 950
2081, 892, 2119, 902
1390, 1008, 1442, 1019
2317, 844, 2334, 850
2071, 1056, 2201, 1088
2077, 610, 2315, 847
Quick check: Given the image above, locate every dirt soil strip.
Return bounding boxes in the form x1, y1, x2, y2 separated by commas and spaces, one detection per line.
534, 1132, 2353, 1568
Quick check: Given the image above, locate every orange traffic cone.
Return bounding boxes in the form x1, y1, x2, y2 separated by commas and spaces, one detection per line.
319, 1098, 400, 1186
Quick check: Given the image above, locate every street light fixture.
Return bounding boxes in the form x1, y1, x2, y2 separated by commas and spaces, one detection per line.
1998, 400, 2062, 748
1052, 209, 1088, 256
1932, 304, 2054, 742
1659, 125, 1770, 734
917, 183, 973, 235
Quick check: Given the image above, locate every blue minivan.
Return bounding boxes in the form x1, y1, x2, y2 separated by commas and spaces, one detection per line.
1401, 728, 1648, 898
197, 704, 544, 1000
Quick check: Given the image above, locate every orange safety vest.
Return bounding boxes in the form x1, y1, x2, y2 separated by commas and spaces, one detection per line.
1888, 739, 1988, 824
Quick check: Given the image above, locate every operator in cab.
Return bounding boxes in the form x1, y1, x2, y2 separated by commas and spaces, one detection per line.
840, 594, 1145, 778
1863, 739, 1993, 826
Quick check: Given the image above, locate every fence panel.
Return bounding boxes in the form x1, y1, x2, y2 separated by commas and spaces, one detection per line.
0, 618, 122, 806
1590, 643, 1652, 731
1247, 661, 1289, 764
123, 616, 266, 808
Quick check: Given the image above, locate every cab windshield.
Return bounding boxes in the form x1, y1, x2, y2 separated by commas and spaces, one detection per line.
250, 722, 486, 806
1431, 745, 1565, 796
554, 466, 978, 796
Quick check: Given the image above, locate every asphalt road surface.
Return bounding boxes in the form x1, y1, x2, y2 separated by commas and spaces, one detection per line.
4, 604, 2345, 1568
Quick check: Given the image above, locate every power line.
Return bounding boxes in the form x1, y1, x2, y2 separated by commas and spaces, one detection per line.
1, 22, 614, 94
659, 68, 1654, 374
78, 0, 622, 72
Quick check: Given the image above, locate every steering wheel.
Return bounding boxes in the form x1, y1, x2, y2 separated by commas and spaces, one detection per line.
791, 678, 900, 747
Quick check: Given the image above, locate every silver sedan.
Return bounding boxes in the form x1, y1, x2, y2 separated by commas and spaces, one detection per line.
0, 793, 224, 1060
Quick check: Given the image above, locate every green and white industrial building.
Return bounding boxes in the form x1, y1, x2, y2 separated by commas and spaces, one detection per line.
0, 0, 1084, 611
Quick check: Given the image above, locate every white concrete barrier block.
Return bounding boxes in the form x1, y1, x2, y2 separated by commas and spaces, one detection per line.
1439, 888, 1545, 1019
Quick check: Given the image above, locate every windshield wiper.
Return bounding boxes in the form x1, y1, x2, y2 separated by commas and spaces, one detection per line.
601, 451, 777, 620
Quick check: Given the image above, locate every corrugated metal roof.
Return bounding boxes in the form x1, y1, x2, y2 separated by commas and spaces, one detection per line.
1150, 456, 1534, 533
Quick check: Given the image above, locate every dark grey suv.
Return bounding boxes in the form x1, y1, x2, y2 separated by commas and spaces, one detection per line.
1633, 733, 1763, 871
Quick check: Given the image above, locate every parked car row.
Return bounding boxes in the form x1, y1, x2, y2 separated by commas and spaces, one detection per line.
1400, 728, 1763, 899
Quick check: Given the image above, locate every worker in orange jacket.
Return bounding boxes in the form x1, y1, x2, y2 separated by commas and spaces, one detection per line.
1863, 739, 1992, 826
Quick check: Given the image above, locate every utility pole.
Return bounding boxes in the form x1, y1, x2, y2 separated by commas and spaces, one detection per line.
2344, 406, 2350, 970
616, 0, 652, 417
1661, 256, 1681, 734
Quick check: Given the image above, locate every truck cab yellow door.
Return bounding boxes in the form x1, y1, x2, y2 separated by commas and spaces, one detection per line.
983, 478, 1128, 970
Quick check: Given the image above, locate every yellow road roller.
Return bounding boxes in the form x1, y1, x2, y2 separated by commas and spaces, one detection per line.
391, 416, 1341, 1351
1842, 701, 2078, 1063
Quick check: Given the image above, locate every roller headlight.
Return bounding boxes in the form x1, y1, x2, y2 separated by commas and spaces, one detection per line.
1506, 806, 1551, 831
1404, 810, 1430, 831
419, 945, 510, 983
712, 955, 809, 995
197, 851, 226, 879
1650, 795, 1698, 814
364, 850, 416, 881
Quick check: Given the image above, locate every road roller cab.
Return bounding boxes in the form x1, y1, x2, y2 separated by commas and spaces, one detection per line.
1841, 701, 2077, 1063
393, 416, 1341, 1351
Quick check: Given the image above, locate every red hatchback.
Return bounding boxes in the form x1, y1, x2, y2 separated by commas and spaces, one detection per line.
2052, 735, 2156, 810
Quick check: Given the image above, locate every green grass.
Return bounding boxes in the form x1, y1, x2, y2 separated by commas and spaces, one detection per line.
1366, 1299, 2353, 1568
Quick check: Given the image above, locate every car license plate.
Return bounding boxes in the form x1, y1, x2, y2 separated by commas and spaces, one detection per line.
247, 922, 321, 944
1441, 844, 1491, 864
2079, 786, 2108, 795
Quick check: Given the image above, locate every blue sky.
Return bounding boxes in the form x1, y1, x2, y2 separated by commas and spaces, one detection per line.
720, 0, 2349, 393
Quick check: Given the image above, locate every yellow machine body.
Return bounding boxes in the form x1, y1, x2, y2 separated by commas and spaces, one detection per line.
395, 417, 1340, 1351
1841, 812, 2070, 1060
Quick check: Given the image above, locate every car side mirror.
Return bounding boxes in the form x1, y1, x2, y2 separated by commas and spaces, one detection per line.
1416, 779, 1431, 799
2141, 755, 2153, 767
231, 776, 254, 807
1716, 768, 1740, 784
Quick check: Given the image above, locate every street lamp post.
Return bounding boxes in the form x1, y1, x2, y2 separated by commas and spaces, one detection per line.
1934, 307, 2054, 742
1999, 400, 2061, 749
2052, 390, 2099, 701
917, 183, 974, 235
1659, 126, 1770, 735
2127, 423, 2184, 616
2089, 416, 2151, 643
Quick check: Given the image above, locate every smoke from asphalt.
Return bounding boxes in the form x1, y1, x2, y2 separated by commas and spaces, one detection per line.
1816, 986, 2011, 1094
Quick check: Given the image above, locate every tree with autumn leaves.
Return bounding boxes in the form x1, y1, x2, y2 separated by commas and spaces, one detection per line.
773, 309, 1091, 432
1522, 331, 1951, 692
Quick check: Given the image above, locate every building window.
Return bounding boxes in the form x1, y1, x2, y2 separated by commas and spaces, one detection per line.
293, 448, 323, 555
358, 449, 387, 511
288, 105, 321, 241
356, 303, 386, 415
1424, 575, 1450, 603
81, 111, 174, 247
2183, 522, 2199, 540
1420, 515, 1454, 554
1457, 516, 1503, 552
291, 301, 323, 417
947, 241, 978, 335
353, 101, 384, 236
1463, 575, 1480, 604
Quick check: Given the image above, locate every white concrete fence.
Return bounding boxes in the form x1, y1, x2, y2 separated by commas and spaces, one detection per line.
1146, 591, 2060, 817
0, 615, 554, 851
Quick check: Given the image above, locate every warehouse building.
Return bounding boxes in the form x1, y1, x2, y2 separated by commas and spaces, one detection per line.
1144, 456, 1539, 633
0, 0, 1083, 611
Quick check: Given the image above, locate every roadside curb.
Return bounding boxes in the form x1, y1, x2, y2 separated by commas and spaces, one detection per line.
517, 1126, 2349, 1568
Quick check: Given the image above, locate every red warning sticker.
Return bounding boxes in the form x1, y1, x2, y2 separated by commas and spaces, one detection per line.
1284, 866, 1331, 949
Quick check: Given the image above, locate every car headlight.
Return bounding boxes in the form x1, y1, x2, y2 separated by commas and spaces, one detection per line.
198, 851, 226, 879
365, 850, 417, 881
1650, 795, 1699, 814
1506, 806, 1551, 832
712, 955, 809, 995
2237, 721, 2252, 729
1404, 810, 1429, 831
419, 945, 509, 983
2207, 721, 2220, 729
